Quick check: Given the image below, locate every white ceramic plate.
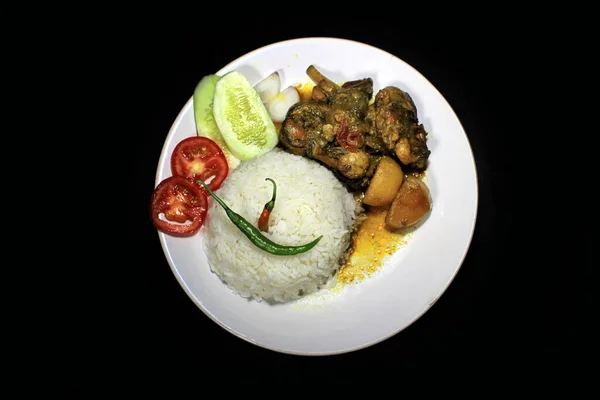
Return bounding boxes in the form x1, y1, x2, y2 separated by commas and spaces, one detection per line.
155, 37, 478, 355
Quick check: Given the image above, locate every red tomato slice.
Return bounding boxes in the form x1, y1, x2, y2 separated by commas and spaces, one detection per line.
150, 176, 208, 236
170, 136, 229, 191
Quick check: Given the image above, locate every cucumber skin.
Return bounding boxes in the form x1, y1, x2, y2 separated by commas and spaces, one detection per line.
193, 74, 241, 169
193, 74, 220, 136
213, 71, 279, 161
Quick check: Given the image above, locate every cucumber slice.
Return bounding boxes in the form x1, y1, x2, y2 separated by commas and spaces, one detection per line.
193, 74, 241, 169
194, 74, 220, 136
213, 71, 279, 161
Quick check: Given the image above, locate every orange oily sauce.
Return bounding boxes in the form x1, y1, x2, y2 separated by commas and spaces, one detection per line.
337, 206, 411, 285
296, 81, 315, 101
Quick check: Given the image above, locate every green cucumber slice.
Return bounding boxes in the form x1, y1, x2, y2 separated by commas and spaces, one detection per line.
193, 74, 240, 169
213, 71, 278, 161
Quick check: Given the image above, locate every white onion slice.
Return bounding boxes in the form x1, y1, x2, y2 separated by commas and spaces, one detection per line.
266, 86, 300, 122
253, 71, 280, 104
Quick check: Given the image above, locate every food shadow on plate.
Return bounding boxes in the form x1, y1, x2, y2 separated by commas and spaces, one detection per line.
226, 64, 300, 91
228, 65, 264, 86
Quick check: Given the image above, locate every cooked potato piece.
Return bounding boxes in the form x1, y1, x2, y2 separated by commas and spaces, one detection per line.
363, 156, 404, 206
385, 176, 432, 229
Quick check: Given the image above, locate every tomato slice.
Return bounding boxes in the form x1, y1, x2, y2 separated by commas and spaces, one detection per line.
150, 176, 208, 236
170, 136, 229, 191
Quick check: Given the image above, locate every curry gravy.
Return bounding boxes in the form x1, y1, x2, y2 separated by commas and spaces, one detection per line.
337, 205, 411, 284
295, 81, 315, 101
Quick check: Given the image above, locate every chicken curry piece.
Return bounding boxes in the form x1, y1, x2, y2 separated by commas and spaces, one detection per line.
279, 65, 431, 191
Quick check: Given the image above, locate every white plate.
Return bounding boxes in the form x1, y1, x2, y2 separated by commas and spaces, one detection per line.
155, 37, 478, 355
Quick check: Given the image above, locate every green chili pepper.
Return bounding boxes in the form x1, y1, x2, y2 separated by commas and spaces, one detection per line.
197, 179, 322, 256
258, 178, 276, 232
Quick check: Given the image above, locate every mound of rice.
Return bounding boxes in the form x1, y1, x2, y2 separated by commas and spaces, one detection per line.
202, 147, 360, 302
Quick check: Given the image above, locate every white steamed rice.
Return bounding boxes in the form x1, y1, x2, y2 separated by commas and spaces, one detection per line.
202, 147, 360, 302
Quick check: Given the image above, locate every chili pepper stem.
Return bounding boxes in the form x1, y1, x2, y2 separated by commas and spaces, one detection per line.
259, 178, 277, 232
264, 178, 277, 212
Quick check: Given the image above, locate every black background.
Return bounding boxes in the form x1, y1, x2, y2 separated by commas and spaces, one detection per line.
124, 22, 571, 375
